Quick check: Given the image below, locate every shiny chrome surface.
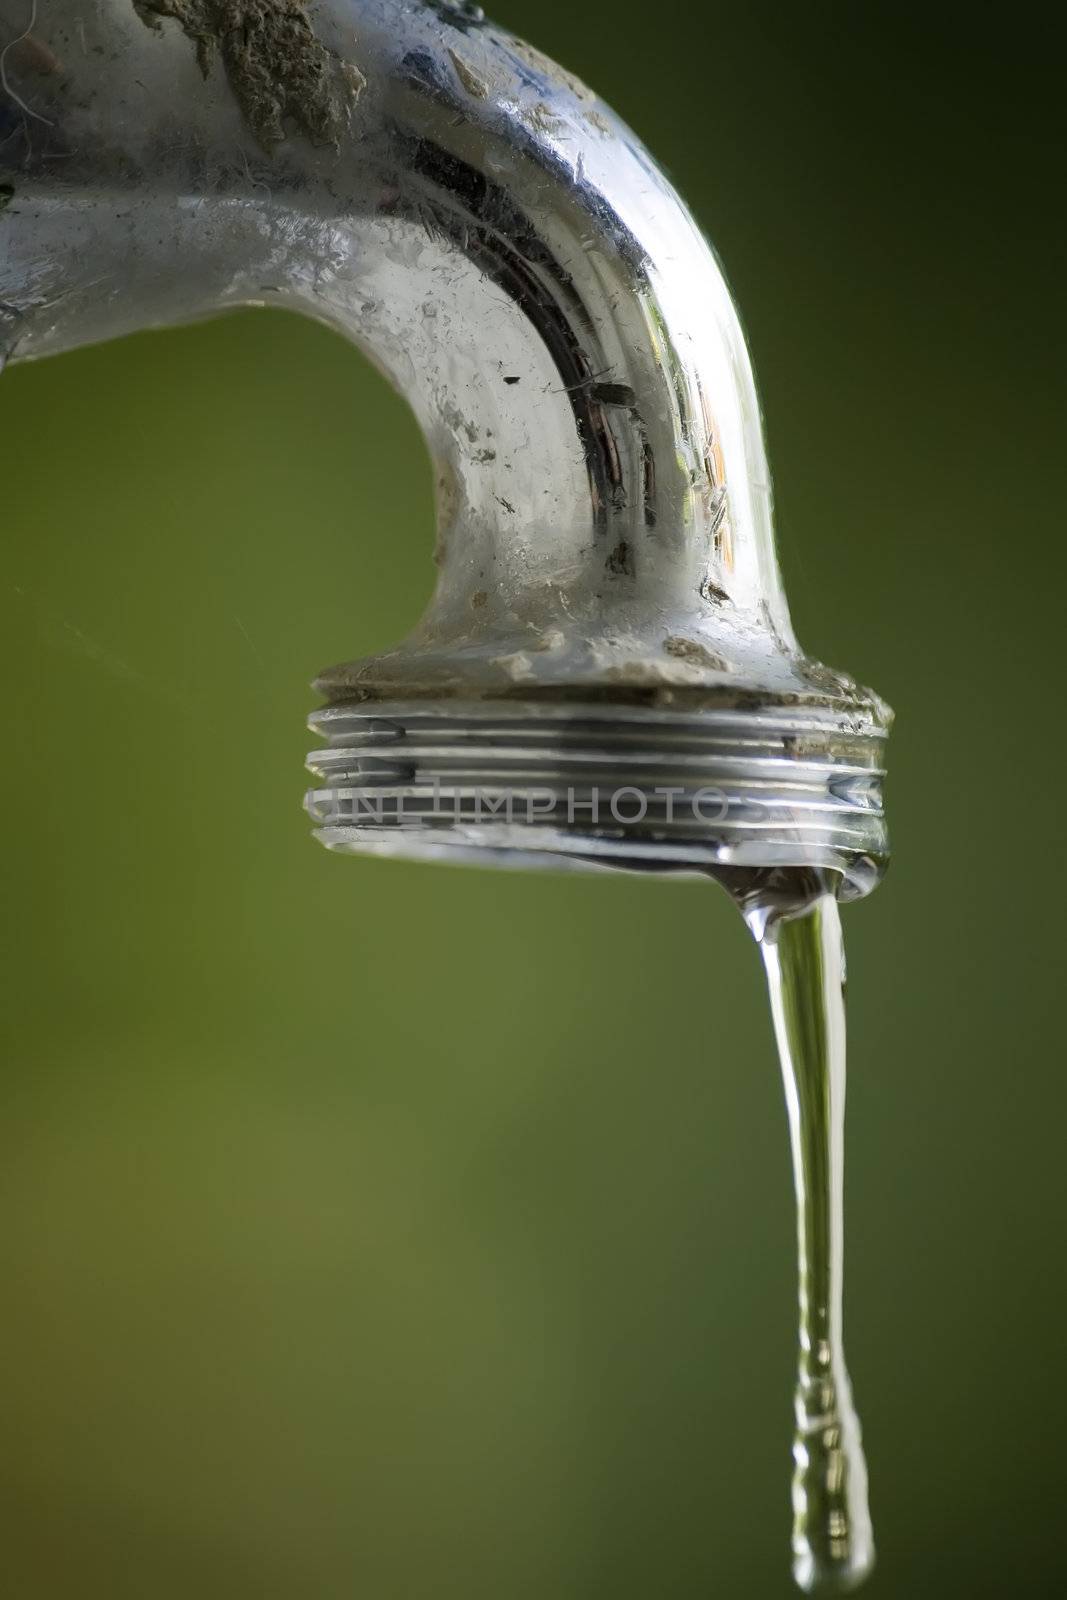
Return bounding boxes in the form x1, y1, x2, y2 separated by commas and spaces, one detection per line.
1, 0, 890, 883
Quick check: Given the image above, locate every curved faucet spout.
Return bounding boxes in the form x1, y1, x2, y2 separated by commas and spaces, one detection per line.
1, 0, 889, 887
1, 0, 807, 685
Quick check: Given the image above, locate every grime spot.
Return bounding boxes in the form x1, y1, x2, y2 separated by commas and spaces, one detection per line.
507, 37, 596, 103
494, 650, 535, 682
529, 628, 564, 653
591, 381, 637, 407
471, 589, 488, 609
663, 636, 730, 672
606, 539, 635, 577
522, 99, 562, 135
434, 462, 462, 564
439, 397, 480, 443
702, 579, 731, 606
801, 659, 857, 696
448, 47, 488, 99
133, 0, 365, 151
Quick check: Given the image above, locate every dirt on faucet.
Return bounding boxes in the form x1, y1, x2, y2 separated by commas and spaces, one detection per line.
133, 0, 365, 151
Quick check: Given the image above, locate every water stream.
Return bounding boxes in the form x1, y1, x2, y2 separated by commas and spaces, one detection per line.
731, 871, 875, 1591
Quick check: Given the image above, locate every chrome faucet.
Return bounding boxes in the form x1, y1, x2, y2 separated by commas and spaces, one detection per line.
1, 0, 889, 889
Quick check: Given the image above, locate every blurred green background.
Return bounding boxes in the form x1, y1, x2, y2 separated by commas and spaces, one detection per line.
2, 3, 1064, 1595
